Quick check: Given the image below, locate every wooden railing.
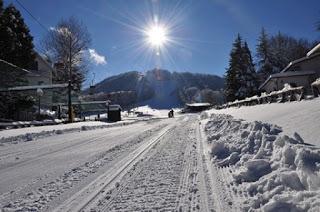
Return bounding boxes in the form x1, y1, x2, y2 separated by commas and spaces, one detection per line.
222, 86, 305, 108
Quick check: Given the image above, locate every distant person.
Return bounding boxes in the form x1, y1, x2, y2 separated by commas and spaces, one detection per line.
168, 109, 174, 118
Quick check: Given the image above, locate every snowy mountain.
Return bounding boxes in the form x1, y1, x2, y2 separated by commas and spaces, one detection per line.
85, 69, 224, 108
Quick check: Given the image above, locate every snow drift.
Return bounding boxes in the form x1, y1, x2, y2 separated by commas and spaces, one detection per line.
211, 98, 320, 146
204, 113, 320, 211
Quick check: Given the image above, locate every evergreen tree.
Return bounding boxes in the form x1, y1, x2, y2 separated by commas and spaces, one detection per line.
0, 0, 3, 14
269, 31, 289, 72
0, 3, 35, 119
0, 4, 35, 69
225, 35, 258, 102
225, 34, 243, 102
239, 42, 258, 98
256, 28, 274, 79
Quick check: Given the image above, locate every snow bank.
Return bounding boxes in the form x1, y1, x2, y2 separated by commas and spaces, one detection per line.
0, 120, 137, 145
311, 78, 320, 86
204, 114, 320, 211
210, 98, 320, 146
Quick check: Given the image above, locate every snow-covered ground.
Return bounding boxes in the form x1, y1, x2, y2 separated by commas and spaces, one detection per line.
130, 105, 177, 118
2, 100, 320, 212
0, 114, 219, 212
0, 120, 138, 145
211, 98, 320, 146
0, 118, 175, 211
81, 115, 212, 211
0, 106, 175, 145
201, 112, 320, 211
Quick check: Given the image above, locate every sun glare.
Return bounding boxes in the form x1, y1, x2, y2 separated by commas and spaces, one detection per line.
145, 25, 168, 48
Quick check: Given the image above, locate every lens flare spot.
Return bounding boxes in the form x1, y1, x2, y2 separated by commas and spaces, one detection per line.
145, 25, 168, 48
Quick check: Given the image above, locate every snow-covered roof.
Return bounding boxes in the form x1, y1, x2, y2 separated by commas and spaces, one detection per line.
108, 104, 122, 111
35, 52, 55, 72
307, 43, 320, 57
259, 70, 315, 90
271, 70, 315, 78
0, 59, 31, 74
281, 52, 320, 73
186, 103, 211, 107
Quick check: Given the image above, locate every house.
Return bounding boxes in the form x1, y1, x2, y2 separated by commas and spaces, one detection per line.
0, 53, 55, 120
26, 53, 54, 108
259, 43, 320, 93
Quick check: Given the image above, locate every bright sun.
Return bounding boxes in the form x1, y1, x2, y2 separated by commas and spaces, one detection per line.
145, 25, 168, 48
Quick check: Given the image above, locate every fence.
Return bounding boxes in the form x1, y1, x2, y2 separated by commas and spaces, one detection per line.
222, 84, 306, 109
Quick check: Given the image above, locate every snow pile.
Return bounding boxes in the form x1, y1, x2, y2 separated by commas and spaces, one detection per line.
40, 109, 56, 117
211, 98, 320, 146
0, 120, 137, 145
280, 83, 292, 92
204, 114, 320, 211
311, 78, 320, 86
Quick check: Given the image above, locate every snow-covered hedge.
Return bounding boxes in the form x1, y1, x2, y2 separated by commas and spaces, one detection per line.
204, 114, 320, 211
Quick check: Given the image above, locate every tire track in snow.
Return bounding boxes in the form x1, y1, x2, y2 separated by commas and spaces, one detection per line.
54, 124, 174, 212
85, 115, 214, 212
0, 123, 169, 211
0, 133, 117, 172
200, 120, 235, 212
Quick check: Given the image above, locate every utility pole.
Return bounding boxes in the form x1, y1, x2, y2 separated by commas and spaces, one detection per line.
68, 80, 72, 122
68, 32, 73, 123
36, 88, 43, 120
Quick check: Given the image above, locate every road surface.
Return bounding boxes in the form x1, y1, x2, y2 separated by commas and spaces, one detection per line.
0, 115, 235, 212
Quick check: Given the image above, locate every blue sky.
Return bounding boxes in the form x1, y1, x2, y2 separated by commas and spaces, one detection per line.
4, 0, 320, 87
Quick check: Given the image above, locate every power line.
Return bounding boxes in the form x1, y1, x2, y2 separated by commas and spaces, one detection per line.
15, 0, 49, 32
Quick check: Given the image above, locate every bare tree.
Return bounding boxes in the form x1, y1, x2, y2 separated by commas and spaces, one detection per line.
42, 17, 91, 90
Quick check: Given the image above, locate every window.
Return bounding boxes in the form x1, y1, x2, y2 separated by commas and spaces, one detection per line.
33, 61, 38, 71
289, 83, 297, 87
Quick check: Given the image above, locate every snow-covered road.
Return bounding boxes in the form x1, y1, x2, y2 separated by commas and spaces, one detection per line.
3, 111, 317, 211
0, 118, 173, 211
0, 115, 216, 211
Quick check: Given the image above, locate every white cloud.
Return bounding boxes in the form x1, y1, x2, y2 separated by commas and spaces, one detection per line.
49, 26, 55, 31
88, 49, 107, 65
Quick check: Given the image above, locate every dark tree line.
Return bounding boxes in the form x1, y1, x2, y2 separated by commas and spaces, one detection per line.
256, 28, 315, 81
225, 27, 317, 102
